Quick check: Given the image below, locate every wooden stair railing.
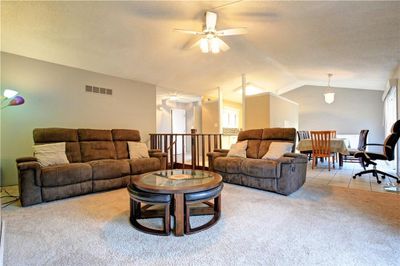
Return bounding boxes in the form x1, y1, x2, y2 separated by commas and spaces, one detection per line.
149, 129, 223, 170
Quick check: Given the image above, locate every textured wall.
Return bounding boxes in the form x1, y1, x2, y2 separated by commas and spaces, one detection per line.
1, 52, 156, 185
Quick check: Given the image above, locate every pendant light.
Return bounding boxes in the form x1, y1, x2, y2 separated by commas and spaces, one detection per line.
324, 73, 335, 104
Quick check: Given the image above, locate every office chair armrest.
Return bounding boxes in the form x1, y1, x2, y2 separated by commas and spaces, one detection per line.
363, 143, 392, 150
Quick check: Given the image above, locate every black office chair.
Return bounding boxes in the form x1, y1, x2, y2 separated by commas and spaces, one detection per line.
345, 129, 369, 162
353, 120, 400, 184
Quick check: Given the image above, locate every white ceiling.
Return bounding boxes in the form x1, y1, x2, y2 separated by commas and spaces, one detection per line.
2, 1, 399, 102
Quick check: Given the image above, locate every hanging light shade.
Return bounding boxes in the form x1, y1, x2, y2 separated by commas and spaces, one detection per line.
324, 73, 335, 104
199, 38, 209, 53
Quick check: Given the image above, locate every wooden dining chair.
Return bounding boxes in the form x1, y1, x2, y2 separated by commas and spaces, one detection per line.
329, 130, 338, 162
311, 131, 335, 171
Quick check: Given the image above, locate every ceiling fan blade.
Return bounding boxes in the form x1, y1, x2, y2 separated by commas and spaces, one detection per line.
205, 11, 217, 31
216, 28, 247, 36
217, 38, 230, 52
182, 36, 202, 50
174, 29, 204, 35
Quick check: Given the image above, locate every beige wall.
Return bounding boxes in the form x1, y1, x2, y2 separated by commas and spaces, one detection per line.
245, 93, 270, 129
1, 52, 156, 185
269, 95, 299, 129
201, 100, 220, 134
282, 85, 384, 148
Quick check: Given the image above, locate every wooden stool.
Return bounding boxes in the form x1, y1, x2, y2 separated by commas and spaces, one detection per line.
127, 184, 171, 236
184, 184, 223, 234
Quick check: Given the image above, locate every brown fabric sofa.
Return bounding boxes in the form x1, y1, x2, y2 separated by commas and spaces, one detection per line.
207, 128, 307, 195
16, 128, 167, 207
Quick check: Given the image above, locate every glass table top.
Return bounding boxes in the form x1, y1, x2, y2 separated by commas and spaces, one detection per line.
139, 169, 217, 188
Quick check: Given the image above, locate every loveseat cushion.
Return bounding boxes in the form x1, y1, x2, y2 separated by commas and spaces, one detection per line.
241, 158, 279, 178
88, 159, 130, 180
213, 157, 244, 174
129, 158, 161, 175
41, 163, 92, 187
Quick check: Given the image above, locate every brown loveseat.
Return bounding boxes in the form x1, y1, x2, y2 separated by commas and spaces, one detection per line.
16, 128, 166, 207
207, 128, 307, 195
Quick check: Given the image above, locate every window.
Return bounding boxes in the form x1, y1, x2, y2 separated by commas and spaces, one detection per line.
222, 107, 239, 128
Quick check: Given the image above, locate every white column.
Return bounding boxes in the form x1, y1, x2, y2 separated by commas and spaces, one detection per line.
218, 87, 223, 134
241, 74, 247, 130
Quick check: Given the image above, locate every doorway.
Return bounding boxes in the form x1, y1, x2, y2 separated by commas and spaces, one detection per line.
171, 109, 186, 154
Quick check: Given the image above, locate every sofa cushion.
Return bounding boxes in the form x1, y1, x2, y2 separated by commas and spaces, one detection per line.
241, 158, 279, 178
112, 129, 141, 141
80, 142, 117, 162
213, 157, 244, 174
41, 163, 92, 187
88, 159, 130, 180
78, 129, 113, 141
246, 140, 261, 159
129, 158, 161, 175
112, 129, 141, 159
33, 128, 81, 163
237, 129, 263, 141
33, 142, 69, 167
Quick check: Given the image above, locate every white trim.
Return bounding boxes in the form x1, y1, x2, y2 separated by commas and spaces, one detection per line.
245, 91, 299, 105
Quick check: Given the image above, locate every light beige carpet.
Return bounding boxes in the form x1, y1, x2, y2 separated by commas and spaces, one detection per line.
3, 183, 400, 266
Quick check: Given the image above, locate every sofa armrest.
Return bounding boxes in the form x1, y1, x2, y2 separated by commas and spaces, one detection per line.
17, 161, 42, 185
277, 153, 308, 164
16, 156, 37, 164
213, 149, 230, 154
16, 160, 43, 206
207, 151, 228, 171
148, 149, 162, 154
149, 152, 167, 170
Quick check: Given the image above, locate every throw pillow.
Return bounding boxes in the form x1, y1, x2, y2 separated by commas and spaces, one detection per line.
262, 142, 293, 160
128, 142, 150, 159
33, 142, 69, 167
227, 140, 248, 158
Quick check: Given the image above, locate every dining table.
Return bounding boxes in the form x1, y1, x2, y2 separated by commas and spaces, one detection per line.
296, 138, 350, 167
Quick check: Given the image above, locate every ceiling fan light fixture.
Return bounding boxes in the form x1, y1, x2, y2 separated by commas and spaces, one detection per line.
210, 38, 220, 54
200, 38, 209, 53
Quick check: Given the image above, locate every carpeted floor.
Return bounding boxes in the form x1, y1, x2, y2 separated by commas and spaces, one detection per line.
3, 183, 400, 266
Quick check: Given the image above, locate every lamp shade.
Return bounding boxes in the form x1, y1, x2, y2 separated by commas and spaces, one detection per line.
3, 89, 18, 98
324, 92, 335, 104
8, 95, 25, 106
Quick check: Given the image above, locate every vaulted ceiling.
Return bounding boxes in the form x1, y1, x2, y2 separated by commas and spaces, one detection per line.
2, 1, 399, 102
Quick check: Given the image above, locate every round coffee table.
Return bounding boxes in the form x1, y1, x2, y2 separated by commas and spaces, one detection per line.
131, 169, 223, 236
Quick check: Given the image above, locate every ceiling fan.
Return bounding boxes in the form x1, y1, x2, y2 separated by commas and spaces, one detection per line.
174, 11, 247, 54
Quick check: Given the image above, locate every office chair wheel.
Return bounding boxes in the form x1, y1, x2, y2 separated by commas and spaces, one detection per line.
377, 180, 382, 184
352, 175, 357, 179
381, 175, 385, 179
397, 180, 400, 184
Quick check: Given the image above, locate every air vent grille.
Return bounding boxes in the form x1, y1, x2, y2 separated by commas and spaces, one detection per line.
85, 85, 112, 96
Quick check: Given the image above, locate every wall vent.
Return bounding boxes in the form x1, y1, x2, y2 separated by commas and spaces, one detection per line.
85, 85, 112, 96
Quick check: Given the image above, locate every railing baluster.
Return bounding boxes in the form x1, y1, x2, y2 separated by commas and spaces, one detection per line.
149, 131, 223, 171
169, 134, 173, 169
174, 134, 177, 166
182, 135, 185, 170
202, 135, 205, 170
